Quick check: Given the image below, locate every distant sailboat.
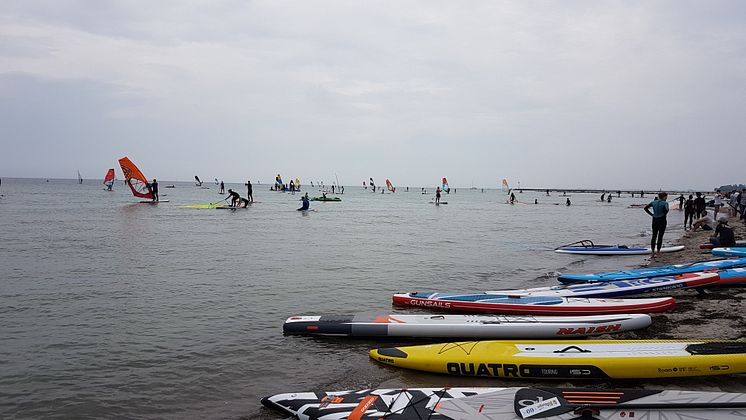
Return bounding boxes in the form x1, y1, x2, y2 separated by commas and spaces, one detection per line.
386, 179, 395, 193
470, 179, 477, 190
77, 171, 83, 184
118, 157, 154, 200
103, 168, 115, 191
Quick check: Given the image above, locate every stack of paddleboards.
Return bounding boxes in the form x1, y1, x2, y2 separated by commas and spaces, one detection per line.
267, 256, 746, 419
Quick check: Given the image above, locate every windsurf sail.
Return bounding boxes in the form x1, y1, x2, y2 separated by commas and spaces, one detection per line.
214, 178, 219, 186
295, 178, 301, 189
103, 168, 115, 190
441, 177, 450, 192
275, 174, 283, 187
194, 175, 202, 186
502, 178, 510, 193
118, 157, 153, 199
78, 171, 83, 184
369, 177, 376, 192
386, 179, 395, 193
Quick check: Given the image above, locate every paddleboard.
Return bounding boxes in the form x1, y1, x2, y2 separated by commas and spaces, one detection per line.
176, 203, 228, 209
716, 267, 746, 285
713, 247, 746, 257
486, 272, 724, 298
429, 201, 448, 204
559, 257, 746, 283
139, 200, 169, 203
262, 387, 503, 420
262, 387, 746, 420
310, 197, 341, 202
700, 240, 746, 249
283, 313, 651, 338
392, 293, 675, 315
370, 340, 746, 379
555, 245, 684, 255
436, 387, 746, 420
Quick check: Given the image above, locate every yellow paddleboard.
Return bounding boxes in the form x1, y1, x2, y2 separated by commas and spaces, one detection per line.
370, 340, 746, 379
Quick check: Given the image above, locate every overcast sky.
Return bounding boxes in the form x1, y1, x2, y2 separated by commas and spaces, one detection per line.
1, 1, 744, 189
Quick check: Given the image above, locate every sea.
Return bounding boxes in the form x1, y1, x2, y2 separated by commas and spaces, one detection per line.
0, 178, 685, 419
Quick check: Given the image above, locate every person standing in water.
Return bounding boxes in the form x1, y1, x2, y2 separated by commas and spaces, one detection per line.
298, 193, 310, 211
245, 180, 253, 203
510, 192, 516, 204
150, 179, 159, 202
677, 194, 685, 210
219, 181, 225, 194
566, 198, 571, 206
644, 192, 669, 257
435, 186, 441, 204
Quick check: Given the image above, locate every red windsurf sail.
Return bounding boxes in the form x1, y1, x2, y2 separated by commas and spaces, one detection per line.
386, 179, 395, 193
103, 168, 115, 190
118, 157, 153, 199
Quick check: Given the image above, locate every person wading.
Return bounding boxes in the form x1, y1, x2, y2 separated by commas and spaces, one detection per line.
644, 192, 669, 257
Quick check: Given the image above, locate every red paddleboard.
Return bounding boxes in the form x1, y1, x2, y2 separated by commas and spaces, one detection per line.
392, 293, 675, 316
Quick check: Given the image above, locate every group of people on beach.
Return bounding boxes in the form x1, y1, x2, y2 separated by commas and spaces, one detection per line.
644, 189, 744, 256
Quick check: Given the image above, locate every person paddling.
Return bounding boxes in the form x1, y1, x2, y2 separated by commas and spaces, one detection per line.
245, 180, 253, 203
435, 186, 441, 204
644, 192, 669, 257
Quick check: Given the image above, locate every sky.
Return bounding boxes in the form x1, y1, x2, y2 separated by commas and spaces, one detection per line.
1, 1, 745, 190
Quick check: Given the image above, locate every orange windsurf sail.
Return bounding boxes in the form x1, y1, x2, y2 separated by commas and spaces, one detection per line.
118, 157, 153, 199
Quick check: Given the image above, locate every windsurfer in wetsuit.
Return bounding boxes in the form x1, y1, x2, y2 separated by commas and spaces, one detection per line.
510, 192, 516, 204
226, 189, 240, 207
298, 193, 310, 211
219, 181, 224, 194
151, 179, 159, 201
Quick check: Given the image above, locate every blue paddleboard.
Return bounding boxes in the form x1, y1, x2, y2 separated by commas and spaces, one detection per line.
713, 247, 746, 257
558, 257, 746, 283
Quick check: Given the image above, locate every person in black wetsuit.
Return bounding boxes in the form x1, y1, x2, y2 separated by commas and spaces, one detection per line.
684, 195, 695, 230
694, 192, 706, 218
710, 218, 736, 247
510, 192, 516, 204
226, 189, 240, 207
150, 179, 159, 202
566, 198, 571, 206
298, 193, 310, 211
219, 181, 224, 194
677, 194, 685, 210
435, 187, 441, 204
245, 180, 253, 203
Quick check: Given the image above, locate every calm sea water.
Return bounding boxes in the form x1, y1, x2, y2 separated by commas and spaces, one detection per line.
0, 179, 684, 418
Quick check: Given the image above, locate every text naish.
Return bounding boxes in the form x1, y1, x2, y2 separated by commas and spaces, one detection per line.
556, 324, 621, 335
